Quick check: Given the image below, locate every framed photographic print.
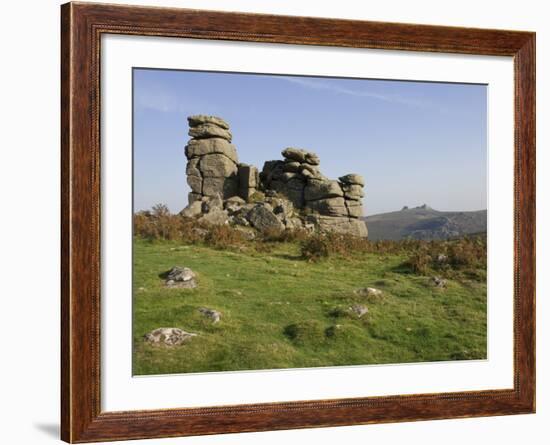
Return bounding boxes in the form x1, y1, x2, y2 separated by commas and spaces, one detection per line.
61, 2, 535, 442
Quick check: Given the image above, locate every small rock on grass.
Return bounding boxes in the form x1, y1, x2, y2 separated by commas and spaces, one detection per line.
348, 304, 369, 318
144, 328, 197, 346
199, 307, 221, 323
162, 266, 197, 289
355, 287, 383, 298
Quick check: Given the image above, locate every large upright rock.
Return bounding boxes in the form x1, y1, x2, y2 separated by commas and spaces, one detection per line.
238, 163, 259, 200
183, 116, 240, 204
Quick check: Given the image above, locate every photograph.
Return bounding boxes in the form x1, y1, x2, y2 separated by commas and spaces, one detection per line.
132, 68, 488, 376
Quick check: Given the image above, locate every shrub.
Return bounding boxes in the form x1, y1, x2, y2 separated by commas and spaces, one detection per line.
262, 228, 310, 243
405, 251, 432, 275
204, 225, 246, 249
300, 234, 330, 261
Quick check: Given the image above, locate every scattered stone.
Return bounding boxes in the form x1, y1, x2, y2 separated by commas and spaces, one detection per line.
163, 266, 197, 289
348, 304, 369, 318
144, 327, 197, 346
432, 276, 447, 288
198, 307, 222, 323
356, 287, 383, 298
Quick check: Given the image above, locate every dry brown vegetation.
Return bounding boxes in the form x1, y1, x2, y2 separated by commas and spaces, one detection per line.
133, 205, 486, 278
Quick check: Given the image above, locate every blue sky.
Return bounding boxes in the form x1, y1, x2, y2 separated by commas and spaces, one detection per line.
133, 68, 487, 216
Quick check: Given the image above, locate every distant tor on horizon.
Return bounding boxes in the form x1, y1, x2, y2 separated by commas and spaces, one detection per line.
363, 205, 487, 241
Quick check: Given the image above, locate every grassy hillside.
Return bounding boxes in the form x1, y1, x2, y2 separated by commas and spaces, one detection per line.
133, 237, 487, 375
364, 205, 487, 241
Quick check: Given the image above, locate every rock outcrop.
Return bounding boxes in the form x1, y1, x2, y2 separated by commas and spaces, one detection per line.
181, 115, 368, 237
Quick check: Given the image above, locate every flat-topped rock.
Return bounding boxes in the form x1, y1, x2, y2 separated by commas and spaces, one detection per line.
187, 115, 230, 129
339, 173, 365, 187
189, 124, 232, 141
281, 147, 308, 163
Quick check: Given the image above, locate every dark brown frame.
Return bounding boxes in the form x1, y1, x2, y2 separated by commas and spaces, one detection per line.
61, 2, 536, 442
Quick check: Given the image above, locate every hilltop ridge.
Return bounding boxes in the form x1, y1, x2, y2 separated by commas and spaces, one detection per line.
364, 205, 486, 241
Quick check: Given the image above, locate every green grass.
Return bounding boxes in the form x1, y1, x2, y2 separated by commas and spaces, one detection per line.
133, 238, 487, 375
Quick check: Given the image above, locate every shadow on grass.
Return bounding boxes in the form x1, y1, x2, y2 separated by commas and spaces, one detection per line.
272, 253, 304, 261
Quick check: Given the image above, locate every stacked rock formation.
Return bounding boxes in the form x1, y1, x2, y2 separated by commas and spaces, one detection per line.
261, 148, 367, 237
184, 115, 240, 204
181, 115, 368, 238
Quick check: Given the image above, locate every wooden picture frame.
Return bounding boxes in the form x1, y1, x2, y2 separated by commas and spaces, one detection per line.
61, 2, 535, 442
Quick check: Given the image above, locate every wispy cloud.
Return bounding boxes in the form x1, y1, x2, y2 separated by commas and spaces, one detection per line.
277, 76, 432, 109
135, 87, 180, 113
